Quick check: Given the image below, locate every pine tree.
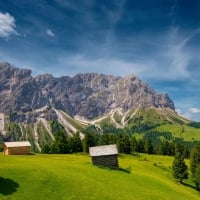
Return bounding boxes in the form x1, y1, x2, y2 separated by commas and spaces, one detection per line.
99, 134, 110, 145
52, 130, 69, 153
194, 165, 200, 191
69, 132, 83, 153
117, 134, 131, 154
144, 138, 153, 154
41, 144, 52, 154
175, 142, 184, 155
190, 143, 200, 177
159, 140, 174, 156
137, 139, 144, 153
172, 152, 188, 183
122, 134, 131, 154
83, 132, 96, 153
130, 136, 137, 153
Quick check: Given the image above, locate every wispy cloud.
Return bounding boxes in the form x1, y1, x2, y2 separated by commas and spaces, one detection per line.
176, 106, 200, 121
0, 11, 18, 38
189, 108, 200, 114
102, 0, 126, 48
46, 28, 55, 37
54, 0, 93, 12
126, 27, 197, 81
164, 27, 191, 78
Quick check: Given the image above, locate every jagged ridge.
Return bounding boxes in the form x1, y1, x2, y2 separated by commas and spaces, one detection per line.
0, 62, 187, 152
0, 62, 174, 120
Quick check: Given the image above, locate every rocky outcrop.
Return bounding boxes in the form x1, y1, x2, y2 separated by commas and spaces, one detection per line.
0, 62, 175, 120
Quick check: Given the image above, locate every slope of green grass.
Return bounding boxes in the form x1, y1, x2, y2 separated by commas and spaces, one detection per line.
155, 124, 200, 141
0, 153, 199, 200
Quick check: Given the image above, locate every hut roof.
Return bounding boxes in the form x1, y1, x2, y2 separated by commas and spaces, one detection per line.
89, 144, 118, 157
4, 141, 31, 148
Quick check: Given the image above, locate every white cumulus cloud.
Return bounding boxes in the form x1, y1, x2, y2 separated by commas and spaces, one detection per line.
46, 29, 55, 37
0, 11, 18, 38
189, 108, 200, 114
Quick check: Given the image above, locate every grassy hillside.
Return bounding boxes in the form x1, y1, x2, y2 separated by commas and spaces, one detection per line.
0, 153, 199, 200
155, 124, 200, 141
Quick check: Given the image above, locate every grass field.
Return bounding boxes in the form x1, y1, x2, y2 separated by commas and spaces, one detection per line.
0, 153, 199, 200
156, 124, 200, 141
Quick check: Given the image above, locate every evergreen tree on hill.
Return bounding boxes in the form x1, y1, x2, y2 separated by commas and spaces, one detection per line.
194, 165, 200, 191
83, 132, 96, 153
190, 143, 200, 177
52, 130, 69, 153
69, 132, 83, 153
144, 138, 153, 154
172, 152, 188, 183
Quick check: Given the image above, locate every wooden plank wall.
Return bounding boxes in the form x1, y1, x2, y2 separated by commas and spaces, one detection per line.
4, 147, 30, 155
91, 155, 118, 168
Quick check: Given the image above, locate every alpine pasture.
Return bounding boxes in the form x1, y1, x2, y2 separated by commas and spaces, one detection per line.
0, 153, 199, 200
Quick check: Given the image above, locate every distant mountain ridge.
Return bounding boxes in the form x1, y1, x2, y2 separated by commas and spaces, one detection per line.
0, 62, 174, 120
0, 62, 193, 152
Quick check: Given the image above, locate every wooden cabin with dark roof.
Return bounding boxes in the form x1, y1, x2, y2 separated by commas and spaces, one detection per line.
3, 141, 31, 155
89, 144, 118, 168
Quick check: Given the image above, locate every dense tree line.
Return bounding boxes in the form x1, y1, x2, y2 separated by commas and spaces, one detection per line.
41, 125, 194, 157
6, 123, 23, 141
41, 131, 83, 154
188, 121, 200, 128
83, 132, 193, 157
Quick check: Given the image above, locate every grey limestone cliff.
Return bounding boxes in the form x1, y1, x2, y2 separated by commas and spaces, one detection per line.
0, 62, 175, 120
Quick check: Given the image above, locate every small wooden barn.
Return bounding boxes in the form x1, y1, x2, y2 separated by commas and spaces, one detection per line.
3, 141, 31, 155
89, 144, 119, 168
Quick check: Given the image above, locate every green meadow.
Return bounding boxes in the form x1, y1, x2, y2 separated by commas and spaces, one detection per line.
156, 124, 200, 141
0, 153, 199, 200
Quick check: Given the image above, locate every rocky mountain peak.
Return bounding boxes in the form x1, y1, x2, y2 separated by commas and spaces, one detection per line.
0, 62, 32, 80
0, 62, 175, 120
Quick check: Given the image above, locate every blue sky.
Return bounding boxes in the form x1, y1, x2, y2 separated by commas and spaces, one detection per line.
0, 0, 200, 121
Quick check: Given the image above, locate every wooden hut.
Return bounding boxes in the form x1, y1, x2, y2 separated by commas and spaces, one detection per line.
3, 141, 31, 155
89, 144, 118, 168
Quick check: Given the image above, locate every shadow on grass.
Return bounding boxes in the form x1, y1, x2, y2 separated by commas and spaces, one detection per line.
95, 165, 131, 174
182, 182, 196, 190
0, 177, 19, 195
28, 152, 36, 155
118, 167, 131, 174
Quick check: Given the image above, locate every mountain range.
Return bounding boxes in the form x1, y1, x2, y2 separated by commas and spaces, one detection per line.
0, 62, 175, 117
0, 62, 190, 151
